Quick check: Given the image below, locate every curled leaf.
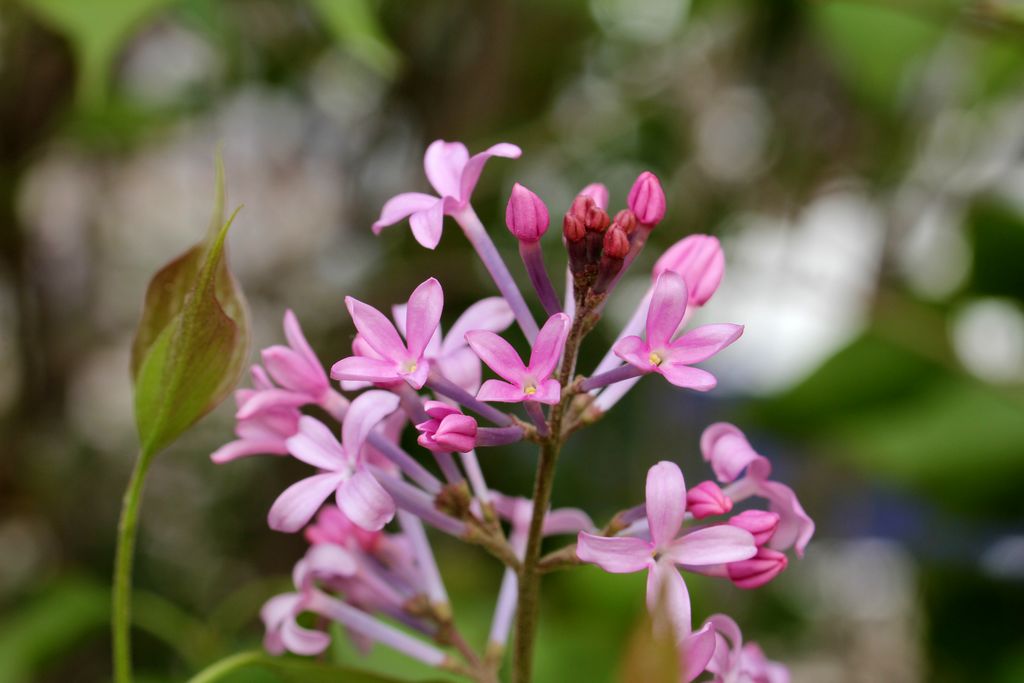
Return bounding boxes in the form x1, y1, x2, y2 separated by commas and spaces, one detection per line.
131, 155, 250, 458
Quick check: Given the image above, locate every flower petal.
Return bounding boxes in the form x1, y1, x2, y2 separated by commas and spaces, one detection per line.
646, 271, 688, 349
424, 140, 470, 198
762, 480, 815, 557
699, 423, 766, 484
262, 346, 322, 396
476, 378, 527, 403
330, 356, 401, 384
283, 310, 324, 376
404, 278, 444, 359
465, 330, 527, 384
281, 619, 331, 655
529, 378, 561, 405
337, 468, 396, 531
613, 336, 653, 370
542, 507, 594, 536
656, 363, 718, 391
436, 346, 483, 393
286, 416, 346, 470
662, 525, 756, 566
576, 532, 652, 573
666, 324, 743, 364
646, 559, 691, 638
442, 297, 515, 356
341, 390, 400, 458
408, 201, 445, 249
211, 438, 288, 464
268, 472, 345, 533
235, 389, 309, 419
678, 622, 717, 683
458, 142, 522, 204
646, 461, 687, 549
527, 312, 571, 379
372, 192, 440, 234
345, 296, 407, 361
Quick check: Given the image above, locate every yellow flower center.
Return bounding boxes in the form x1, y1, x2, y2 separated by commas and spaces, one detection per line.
402, 360, 418, 373
648, 351, 663, 366
524, 384, 537, 395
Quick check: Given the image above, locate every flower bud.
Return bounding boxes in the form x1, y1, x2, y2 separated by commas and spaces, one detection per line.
652, 235, 724, 307
627, 171, 666, 226
579, 183, 609, 210
686, 481, 733, 519
727, 547, 787, 589
564, 214, 588, 276
728, 510, 780, 546
506, 183, 549, 242
593, 226, 630, 295
569, 195, 595, 222
584, 205, 610, 233
416, 401, 478, 453
613, 209, 637, 236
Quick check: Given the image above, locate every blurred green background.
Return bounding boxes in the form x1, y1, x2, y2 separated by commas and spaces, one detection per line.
1, 0, 1024, 681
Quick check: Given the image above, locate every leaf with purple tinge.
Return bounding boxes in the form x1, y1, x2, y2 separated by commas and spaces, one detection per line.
132, 153, 250, 458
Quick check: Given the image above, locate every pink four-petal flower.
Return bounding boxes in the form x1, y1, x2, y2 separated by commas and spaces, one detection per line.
372, 140, 522, 249
576, 461, 756, 635
465, 312, 571, 405
331, 278, 444, 390
268, 390, 400, 533
613, 271, 743, 391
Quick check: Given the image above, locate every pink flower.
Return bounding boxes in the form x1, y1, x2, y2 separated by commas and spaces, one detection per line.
728, 510, 780, 546
703, 614, 790, 683
331, 278, 444, 390
261, 309, 331, 402
305, 506, 381, 554
506, 183, 549, 242
466, 312, 571, 405
211, 366, 301, 463
416, 401, 478, 453
653, 235, 725, 308
613, 271, 743, 391
701, 423, 815, 556
372, 140, 522, 249
268, 391, 400, 533
576, 461, 756, 635
627, 171, 666, 226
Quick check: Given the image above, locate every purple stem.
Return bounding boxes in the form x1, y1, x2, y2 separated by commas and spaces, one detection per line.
426, 373, 514, 427
459, 449, 492, 505
398, 510, 449, 609
523, 401, 549, 437
475, 426, 525, 447
454, 206, 540, 342
519, 241, 561, 317
579, 364, 646, 392
594, 224, 653, 314
370, 467, 466, 537
307, 590, 448, 667
366, 431, 441, 495
487, 531, 527, 650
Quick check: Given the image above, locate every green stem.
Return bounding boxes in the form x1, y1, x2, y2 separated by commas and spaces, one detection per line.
512, 298, 589, 683
185, 650, 266, 683
112, 452, 153, 683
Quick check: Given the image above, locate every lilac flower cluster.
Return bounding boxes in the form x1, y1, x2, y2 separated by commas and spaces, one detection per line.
213, 140, 813, 682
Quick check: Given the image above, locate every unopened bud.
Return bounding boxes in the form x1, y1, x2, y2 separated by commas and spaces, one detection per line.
728, 510, 780, 546
564, 214, 588, 276
727, 547, 788, 589
593, 226, 629, 294
613, 209, 637, 235
505, 183, 549, 242
652, 235, 724, 307
627, 171, 666, 226
579, 183, 609, 210
569, 195, 594, 222
686, 481, 733, 519
584, 206, 610, 232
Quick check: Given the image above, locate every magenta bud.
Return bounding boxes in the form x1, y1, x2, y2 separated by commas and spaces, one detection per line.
627, 171, 666, 226
506, 183, 549, 242
579, 183, 609, 210
728, 510, 780, 546
685, 481, 733, 519
652, 235, 725, 307
727, 547, 788, 589
416, 401, 478, 453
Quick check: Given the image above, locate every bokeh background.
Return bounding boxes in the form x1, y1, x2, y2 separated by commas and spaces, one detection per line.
2, 0, 1024, 681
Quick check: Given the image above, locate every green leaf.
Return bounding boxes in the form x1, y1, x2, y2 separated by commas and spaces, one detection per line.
811, 0, 942, 109
187, 651, 450, 683
132, 154, 250, 458
308, 0, 401, 78
18, 0, 175, 107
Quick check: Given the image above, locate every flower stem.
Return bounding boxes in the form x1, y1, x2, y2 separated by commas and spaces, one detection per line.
519, 241, 562, 317
512, 295, 590, 683
185, 650, 265, 683
112, 452, 154, 683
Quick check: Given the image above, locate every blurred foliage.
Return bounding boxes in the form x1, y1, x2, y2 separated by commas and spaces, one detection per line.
1, 0, 1023, 681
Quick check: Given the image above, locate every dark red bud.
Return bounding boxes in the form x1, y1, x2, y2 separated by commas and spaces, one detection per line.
614, 209, 637, 235
563, 214, 586, 243
584, 206, 610, 233
570, 195, 594, 222
603, 226, 629, 259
